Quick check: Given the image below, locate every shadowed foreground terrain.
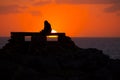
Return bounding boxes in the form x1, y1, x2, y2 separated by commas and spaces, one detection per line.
0, 32, 120, 80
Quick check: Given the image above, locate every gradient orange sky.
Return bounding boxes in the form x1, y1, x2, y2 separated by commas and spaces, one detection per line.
0, 0, 120, 37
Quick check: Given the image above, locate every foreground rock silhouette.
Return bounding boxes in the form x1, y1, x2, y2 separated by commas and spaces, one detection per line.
0, 21, 120, 80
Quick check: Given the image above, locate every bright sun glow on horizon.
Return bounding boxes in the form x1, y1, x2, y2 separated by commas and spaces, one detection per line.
47, 29, 58, 38
51, 29, 57, 33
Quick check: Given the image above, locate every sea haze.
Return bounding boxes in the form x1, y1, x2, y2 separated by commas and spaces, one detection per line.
0, 37, 120, 59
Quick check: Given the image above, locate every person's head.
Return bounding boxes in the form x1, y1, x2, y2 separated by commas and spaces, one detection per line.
44, 20, 49, 24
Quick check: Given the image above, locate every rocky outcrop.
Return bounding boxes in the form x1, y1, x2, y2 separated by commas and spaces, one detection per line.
0, 33, 120, 80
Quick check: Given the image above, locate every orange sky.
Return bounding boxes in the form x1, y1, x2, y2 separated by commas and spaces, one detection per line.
0, 0, 120, 37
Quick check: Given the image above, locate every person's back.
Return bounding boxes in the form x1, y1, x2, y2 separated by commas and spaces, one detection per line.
40, 20, 52, 35
44, 20, 52, 34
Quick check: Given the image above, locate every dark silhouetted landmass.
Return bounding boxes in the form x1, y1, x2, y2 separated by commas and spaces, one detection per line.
0, 21, 120, 80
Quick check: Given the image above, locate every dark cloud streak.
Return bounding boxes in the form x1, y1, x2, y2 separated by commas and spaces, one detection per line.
105, 3, 120, 12
55, 0, 120, 12
56, 0, 120, 4
30, 11, 41, 16
0, 5, 27, 14
33, 0, 51, 6
0, 0, 120, 15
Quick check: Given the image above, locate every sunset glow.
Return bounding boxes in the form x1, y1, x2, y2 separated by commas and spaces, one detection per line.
47, 35, 58, 38
46, 29, 57, 38
0, 0, 120, 37
51, 30, 57, 33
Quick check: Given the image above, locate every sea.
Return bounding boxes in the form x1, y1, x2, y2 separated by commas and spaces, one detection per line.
0, 37, 120, 59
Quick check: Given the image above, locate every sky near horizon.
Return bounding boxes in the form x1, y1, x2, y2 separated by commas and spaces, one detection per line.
0, 0, 120, 37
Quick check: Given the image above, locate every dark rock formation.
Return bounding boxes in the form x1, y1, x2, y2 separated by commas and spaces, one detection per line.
1, 35, 120, 80
0, 22, 120, 80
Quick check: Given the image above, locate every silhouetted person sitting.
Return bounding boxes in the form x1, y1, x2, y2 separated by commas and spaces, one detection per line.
40, 20, 52, 35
